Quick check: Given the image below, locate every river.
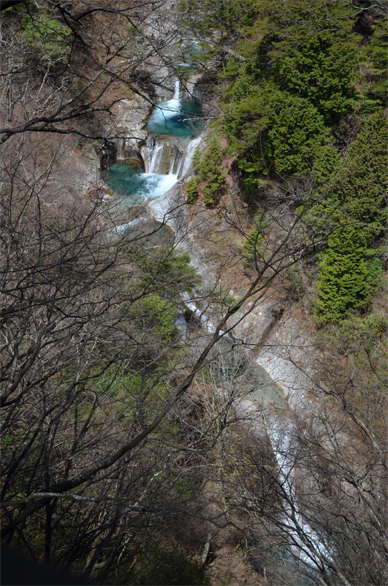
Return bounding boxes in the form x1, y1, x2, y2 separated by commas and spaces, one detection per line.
102, 73, 330, 583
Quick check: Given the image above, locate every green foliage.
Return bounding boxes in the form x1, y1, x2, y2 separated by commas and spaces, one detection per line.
111, 373, 174, 421
266, 94, 332, 176
314, 110, 388, 323
245, 1, 361, 123
314, 228, 383, 323
179, 0, 253, 40
275, 33, 359, 125
129, 293, 178, 339
222, 74, 341, 188
127, 543, 210, 585
242, 210, 268, 267
317, 313, 388, 356
220, 0, 386, 193
185, 176, 199, 204
205, 283, 241, 311
134, 249, 200, 300
191, 146, 202, 169
194, 137, 227, 206
224, 80, 334, 178
332, 110, 388, 237
218, 0, 387, 323
21, 11, 71, 65
357, 17, 388, 112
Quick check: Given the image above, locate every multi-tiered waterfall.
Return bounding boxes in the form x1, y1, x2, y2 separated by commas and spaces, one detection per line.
105, 76, 330, 584
102, 79, 205, 206
141, 136, 183, 175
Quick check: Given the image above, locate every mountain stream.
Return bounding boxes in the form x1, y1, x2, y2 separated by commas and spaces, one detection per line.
102, 76, 329, 579
102, 79, 204, 206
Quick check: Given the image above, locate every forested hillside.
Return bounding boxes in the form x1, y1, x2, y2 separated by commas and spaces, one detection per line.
187, 0, 387, 322
1, 1, 387, 585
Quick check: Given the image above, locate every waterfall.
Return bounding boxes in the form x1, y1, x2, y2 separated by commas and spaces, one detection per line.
141, 136, 164, 174
169, 148, 182, 175
113, 218, 144, 234
148, 142, 164, 174
265, 414, 333, 570
181, 292, 233, 339
106, 74, 203, 208
175, 309, 187, 341
116, 138, 126, 160
178, 135, 202, 178
173, 79, 180, 101
141, 136, 182, 176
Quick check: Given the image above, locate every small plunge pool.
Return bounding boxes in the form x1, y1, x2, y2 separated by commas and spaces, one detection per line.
144, 98, 204, 137
103, 81, 204, 207
102, 159, 178, 205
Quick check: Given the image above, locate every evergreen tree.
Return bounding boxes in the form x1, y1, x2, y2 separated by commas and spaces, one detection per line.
315, 110, 388, 322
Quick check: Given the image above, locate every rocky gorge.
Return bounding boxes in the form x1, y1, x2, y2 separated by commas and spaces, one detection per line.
2, 1, 386, 583
74, 62, 327, 582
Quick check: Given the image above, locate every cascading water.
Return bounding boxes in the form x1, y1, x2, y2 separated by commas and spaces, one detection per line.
105, 69, 332, 584
142, 137, 165, 174
173, 78, 180, 100
103, 76, 205, 207
180, 288, 333, 575
116, 138, 126, 160
169, 147, 182, 176
264, 414, 333, 572
102, 159, 178, 205
144, 81, 204, 138
178, 134, 202, 178
141, 137, 183, 175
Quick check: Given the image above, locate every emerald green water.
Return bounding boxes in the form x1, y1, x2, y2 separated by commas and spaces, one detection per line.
104, 76, 205, 204
144, 99, 204, 137
102, 160, 178, 205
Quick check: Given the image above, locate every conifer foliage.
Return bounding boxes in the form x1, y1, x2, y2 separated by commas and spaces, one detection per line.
315, 110, 388, 322
215, 0, 387, 322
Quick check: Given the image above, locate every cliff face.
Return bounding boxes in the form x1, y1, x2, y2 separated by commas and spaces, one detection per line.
150, 151, 317, 411
65, 50, 332, 416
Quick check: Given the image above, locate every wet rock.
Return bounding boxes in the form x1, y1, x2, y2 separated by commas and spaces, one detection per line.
95, 140, 117, 168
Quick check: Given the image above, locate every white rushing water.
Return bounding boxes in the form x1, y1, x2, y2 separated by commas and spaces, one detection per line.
114, 72, 333, 582
175, 309, 187, 340
173, 78, 180, 101
113, 218, 145, 234
180, 293, 235, 343
169, 147, 182, 175
141, 136, 183, 176
138, 173, 177, 198
144, 137, 165, 174
264, 414, 333, 570
178, 134, 202, 178
116, 138, 126, 160
138, 87, 330, 574
181, 292, 215, 333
